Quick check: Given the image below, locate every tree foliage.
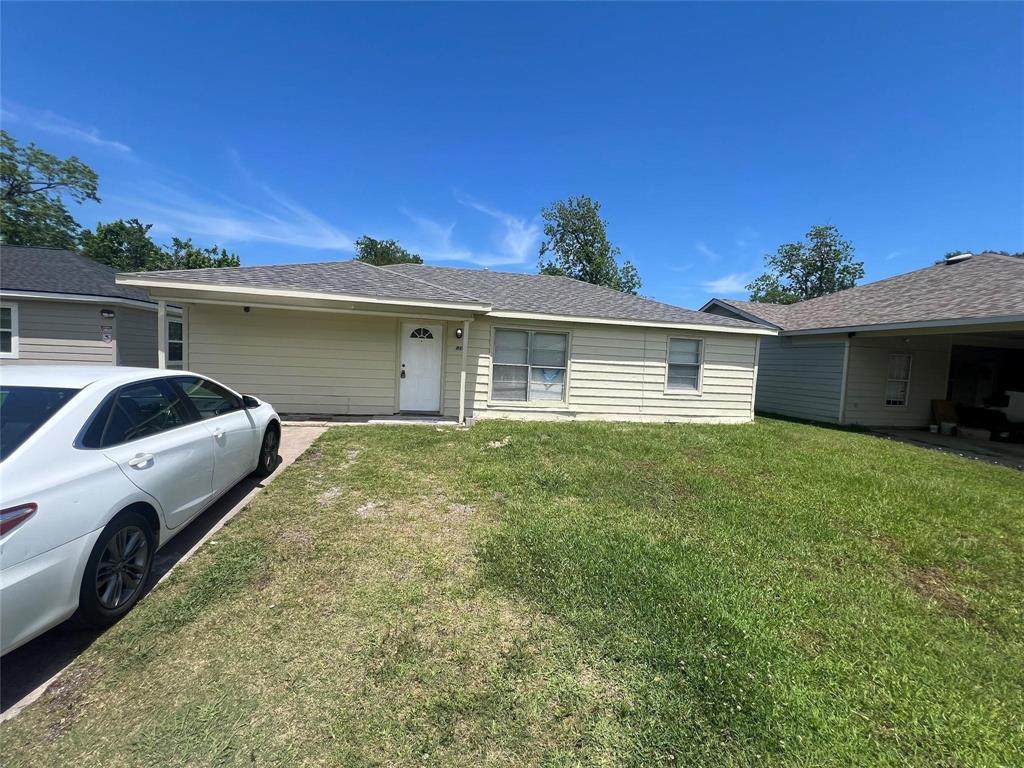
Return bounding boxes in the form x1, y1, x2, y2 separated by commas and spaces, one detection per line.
354, 235, 423, 266
0, 131, 99, 248
747, 225, 863, 304
80, 218, 240, 271
537, 195, 641, 294
79, 219, 164, 271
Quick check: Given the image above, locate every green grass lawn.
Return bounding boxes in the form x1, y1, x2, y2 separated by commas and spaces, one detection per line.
3, 419, 1022, 767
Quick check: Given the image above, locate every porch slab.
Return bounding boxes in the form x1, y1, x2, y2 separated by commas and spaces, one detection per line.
872, 428, 1024, 471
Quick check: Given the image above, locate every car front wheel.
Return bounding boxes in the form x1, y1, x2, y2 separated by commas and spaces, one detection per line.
78, 510, 155, 627
253, 423, 280, 477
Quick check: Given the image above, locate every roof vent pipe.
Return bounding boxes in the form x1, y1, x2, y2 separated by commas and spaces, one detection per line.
944, 252, 973, 264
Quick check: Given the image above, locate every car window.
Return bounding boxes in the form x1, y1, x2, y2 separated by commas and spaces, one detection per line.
84, 380, 192, 448
0, 386, 79, 461
173, 377, 242, 419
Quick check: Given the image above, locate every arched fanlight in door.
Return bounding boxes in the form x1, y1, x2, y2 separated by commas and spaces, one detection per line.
409, 327, 434, 339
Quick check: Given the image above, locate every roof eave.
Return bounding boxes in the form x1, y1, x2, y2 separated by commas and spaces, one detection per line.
485, 310, 777, 335
781, 314, 1024, 336
115, 276, 493, 313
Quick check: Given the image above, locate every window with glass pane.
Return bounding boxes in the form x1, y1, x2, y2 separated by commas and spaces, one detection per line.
168, 320, 183, 367
884, 353, 912, 406
0, 306, 12, 354
492, 329, 568, 402
667, 338, 702, 391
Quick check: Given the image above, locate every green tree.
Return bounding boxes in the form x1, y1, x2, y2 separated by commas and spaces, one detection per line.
0, 131, 100, 248
161, 237, 240, 270
354, 235, 423, 266
80, 218, 164, 271
537, 195, 641, 294
80, 220, 240, 271
747, 224, 863, 304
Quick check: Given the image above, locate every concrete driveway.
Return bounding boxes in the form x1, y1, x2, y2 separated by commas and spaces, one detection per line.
0, 425, 325, 720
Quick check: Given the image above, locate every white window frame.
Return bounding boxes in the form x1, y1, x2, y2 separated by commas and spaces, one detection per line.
665, 336, 704, 396
489, 327, 570, 406
0, 302, 19, 359
167, 317, 184, 370
884, 352, 912, 408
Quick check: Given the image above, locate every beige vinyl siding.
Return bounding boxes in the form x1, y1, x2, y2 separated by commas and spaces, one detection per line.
115, 307, 158, 367
1, 299, 114, 365
187, 304, 400, 416
754, 336, 846, 423
452, 317, 758, 423
843, 335, 951, 427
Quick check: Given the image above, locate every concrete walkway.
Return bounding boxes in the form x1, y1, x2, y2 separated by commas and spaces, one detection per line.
0, 425, 326, 721
872, 428, 1024, 471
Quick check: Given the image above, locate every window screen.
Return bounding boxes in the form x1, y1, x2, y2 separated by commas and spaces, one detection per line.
667, 338, 702, 392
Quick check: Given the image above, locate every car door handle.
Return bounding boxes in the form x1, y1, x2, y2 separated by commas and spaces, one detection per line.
212, 428, 225, 439
127, 453, 154, 468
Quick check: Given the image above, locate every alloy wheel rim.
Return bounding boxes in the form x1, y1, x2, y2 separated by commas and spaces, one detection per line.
95, 525, 149, 610
263, 430, 278, 471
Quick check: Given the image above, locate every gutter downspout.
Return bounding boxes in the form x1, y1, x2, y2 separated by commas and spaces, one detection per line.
458, 318, 472, 424
837, 337, 851, 425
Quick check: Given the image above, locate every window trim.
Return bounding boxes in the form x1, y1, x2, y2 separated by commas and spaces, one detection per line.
167, 317, 184, 369
883, 352, 913, 408
664, 336, 705, 397
0, 302, 19, 359
488, 325, 572, 408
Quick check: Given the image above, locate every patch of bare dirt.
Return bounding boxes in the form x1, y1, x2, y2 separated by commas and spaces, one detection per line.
317, 487, 344, 507
906, 566, 972, 617
356, 501, 385, 519
43, 663, 100, 741
486, 435, 511, 449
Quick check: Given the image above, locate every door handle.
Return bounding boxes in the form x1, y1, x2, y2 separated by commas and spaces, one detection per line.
127, 453, 154, 468
212, 428, 225, 438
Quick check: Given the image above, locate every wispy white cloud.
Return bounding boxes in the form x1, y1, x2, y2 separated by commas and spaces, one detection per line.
406, 198, 541, 267
695, 241, 721, 261
885, 249, 907, 261
702, 272, 752, 294
1, 101, 133, 154
118, 155, 352, 251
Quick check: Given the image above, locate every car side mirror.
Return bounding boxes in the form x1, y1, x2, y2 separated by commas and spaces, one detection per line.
242, 395, 260, 409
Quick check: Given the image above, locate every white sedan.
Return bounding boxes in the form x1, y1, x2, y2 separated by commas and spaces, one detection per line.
0, 366, 280, 655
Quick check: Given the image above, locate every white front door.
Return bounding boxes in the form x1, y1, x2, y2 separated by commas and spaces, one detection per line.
399, 322, 442, 412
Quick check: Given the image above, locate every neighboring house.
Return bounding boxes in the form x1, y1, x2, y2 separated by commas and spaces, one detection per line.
0, 246, 182, 368
116, 260, 775, 423
701, 252, 1024, 428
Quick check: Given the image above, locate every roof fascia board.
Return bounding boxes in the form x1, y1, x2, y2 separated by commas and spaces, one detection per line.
116, 277, 492, 312
147, 295, 477, 322
0, 289, 181, 314
781, 315, 1024, 336
486, 310, 778, 335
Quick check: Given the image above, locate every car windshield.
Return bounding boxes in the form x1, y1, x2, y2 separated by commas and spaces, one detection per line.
0, 386, 80, 461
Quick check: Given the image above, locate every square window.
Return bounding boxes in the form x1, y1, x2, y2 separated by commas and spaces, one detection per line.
492, 329, 568, 403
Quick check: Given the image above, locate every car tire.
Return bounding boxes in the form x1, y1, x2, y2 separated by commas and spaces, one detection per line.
77, 510, 155, 628
253, 423, 280, 478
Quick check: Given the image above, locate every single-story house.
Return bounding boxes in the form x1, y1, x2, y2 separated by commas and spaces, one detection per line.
116, 260, 775, 423
701, 252, 1024, 429
0, 245, 182, 368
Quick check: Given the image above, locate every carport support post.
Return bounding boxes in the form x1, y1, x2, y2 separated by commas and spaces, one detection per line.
458, 319, 471, 424
157, 300, 167, 369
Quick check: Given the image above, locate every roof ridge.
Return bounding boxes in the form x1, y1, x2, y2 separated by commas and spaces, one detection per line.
353, 260, 485, 303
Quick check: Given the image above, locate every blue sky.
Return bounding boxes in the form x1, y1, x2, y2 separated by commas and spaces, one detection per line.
2, 2, 1021, 308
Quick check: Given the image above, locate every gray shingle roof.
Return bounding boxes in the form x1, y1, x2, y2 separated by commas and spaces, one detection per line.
385, 263, 765, 329
120, 260, 483, 305
0, 245, 154, 303
712, 253, 1024, 332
